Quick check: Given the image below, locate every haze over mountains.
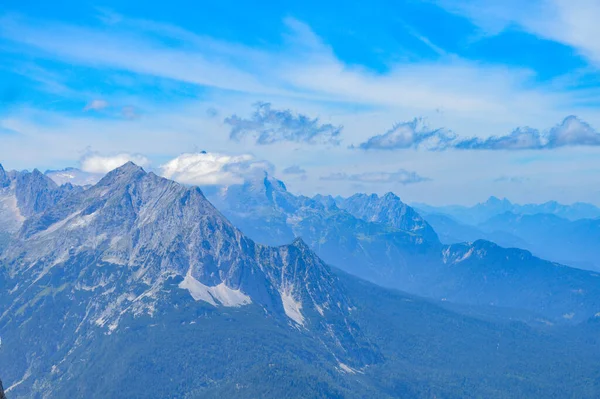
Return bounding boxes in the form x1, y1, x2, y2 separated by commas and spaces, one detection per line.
2, 163, 600, 397
205, 172, 600, 324
414, 197, 600, 271
414, 196, 600, 224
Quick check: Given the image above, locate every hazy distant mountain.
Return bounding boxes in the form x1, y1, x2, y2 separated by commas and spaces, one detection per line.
479, 212, 600, 271
207, 174, 442, 284
45, 167, 102, 186
4, 163, 600, 397
414, 196, 600, 225
421, 212, 529, 247
334, 193, 439, 243
208, 174, 600, 324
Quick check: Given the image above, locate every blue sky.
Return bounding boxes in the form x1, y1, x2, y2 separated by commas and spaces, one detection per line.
2, 0, 600, 205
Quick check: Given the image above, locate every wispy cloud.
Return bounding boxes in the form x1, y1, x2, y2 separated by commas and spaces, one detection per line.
320, 169, 430, 184
494, 176, 530, 184
160, 152, 272, 186
224, 102, 342, 145
83, 99, 109, 111
282, 165, 307, 174
0, 12, 573, 123
121, 105, 139, 120
354, 118, 456, 150
455, 116, 600, 150
437, 0, 600, 66
80, 152, 150, 173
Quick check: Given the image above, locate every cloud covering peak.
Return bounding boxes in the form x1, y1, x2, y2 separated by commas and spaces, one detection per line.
225, 102, 342, 145
160, 152, 272, 186
80, 153, 150, 174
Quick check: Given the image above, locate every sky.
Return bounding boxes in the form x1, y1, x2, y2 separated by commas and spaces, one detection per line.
2, 0, 600, 205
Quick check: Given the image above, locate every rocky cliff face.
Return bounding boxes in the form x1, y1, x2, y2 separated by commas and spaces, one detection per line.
0, 164, 78, 236
0, 378, 6, 399
336, 192, 440, 243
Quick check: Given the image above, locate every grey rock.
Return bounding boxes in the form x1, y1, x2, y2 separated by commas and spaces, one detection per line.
336, 192, 439, 243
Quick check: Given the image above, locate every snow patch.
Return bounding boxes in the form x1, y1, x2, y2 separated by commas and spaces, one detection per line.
68, 211, 98, 229
6, 368, 32, 392
179, 272, 251, 307
314, 303, 325, 316
33, 211, 80, 238
0, 192, 25, 232
280, 290, 305, 326
454, 247, 474, 263
338, 363, 358, 374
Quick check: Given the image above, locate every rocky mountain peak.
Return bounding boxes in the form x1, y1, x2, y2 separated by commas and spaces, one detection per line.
12, 167, 72, 218
3, 166, 376, 367
263, 171, 287, 192
382, 192, 400, 201
337, 192, 440, 243
96, 162, 147, 187
291, 236, 311, 251
484, 196, 511, 207
0, 164, 9, 188
311, 194, 339, 211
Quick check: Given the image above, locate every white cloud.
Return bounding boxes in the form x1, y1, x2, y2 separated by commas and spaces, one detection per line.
437, 0, 600, 67
454, 115, 600, 150
2, 10, 600, 206
0, 12, 574, 126
356, 118, 456, 150
80, 152, 150, 174
225, 102, 342, 145
83, 99, 109, 111
159, 152, 272, 186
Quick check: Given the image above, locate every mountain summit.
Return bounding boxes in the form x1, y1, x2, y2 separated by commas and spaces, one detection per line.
336, 192, 440, 243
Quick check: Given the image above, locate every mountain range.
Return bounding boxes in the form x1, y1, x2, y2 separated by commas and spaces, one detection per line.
1, 163, 383, 396
478, 212, 600, 271
3, 164, 600, 397
414, 196, 600, 224
206, 173, 600, 324
413, 198, 600, 271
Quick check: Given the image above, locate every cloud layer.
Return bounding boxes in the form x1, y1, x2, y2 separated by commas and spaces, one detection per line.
282, 165, 307, 175
160, 152, 272, 186
320, 169, 430, 185
225, 102, 342, 145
